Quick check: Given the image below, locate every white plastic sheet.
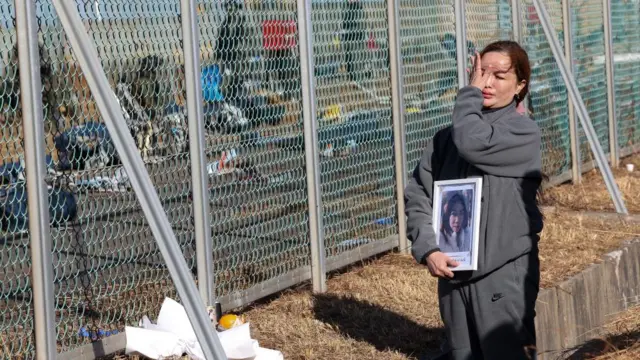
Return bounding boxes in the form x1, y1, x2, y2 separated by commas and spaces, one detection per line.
125, 298, 283, 360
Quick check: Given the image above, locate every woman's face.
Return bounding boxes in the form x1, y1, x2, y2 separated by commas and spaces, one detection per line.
449, 202, 465, 233
478, 51, 526, 109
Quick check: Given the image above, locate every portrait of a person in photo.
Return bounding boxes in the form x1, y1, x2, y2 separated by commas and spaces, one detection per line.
438, 192, 472, 253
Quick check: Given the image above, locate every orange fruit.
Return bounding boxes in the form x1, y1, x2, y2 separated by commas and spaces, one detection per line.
218, 314, 240, 330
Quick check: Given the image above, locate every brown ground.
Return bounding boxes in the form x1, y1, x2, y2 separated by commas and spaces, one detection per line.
537, 210, 640, 288
562, 304, 640, 359
541, 154, 640, 213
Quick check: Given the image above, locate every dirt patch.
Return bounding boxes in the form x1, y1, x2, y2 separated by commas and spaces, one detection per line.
563, 305, 640, 359
245, 255, 443, 360
541, 154, 640, 213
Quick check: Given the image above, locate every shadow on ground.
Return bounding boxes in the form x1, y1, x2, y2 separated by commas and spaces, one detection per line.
312, 293, 444, 359
563, 329, 640, 359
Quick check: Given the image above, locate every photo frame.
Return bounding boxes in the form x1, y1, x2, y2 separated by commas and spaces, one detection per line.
432, 177, 482, 271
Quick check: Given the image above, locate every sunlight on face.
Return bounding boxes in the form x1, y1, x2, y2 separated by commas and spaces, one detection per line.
449, 202, 465, 234
478, 52, 526, 109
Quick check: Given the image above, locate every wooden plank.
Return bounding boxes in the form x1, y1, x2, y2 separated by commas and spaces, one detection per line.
535, 288, 562, 360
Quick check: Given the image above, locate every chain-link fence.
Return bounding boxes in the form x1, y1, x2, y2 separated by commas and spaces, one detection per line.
0, 30, 35, 351
198, 0, 310, 302
466, 0, 512, 50
1, 0, 640, 358
519, 0, 572, 179
400, 0, 457, 175
311, 0, 397, 262
38, 0, 191, 354
612, 0, 640, 155
571, 0, 610, 165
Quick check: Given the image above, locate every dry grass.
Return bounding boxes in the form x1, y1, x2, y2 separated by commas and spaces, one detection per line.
245, 255, 443, 360
563, 305, 640, 359
538, 211, 640, 288
541, 154, 640, 213
110, 254, 443, 360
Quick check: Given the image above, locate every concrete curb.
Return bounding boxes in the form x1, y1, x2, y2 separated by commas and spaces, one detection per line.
535, 238, 640, 359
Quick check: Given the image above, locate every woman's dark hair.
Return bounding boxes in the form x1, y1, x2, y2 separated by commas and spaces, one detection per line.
480, 40, 531, 104
441, 193, 468, 236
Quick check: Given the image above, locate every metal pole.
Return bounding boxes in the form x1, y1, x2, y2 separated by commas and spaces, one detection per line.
455, 0, 468, 89
562, 0, 581, 183
511, 0, 521, 43
15, 1, 57, 359
532, 0, 627, 214
512, 0, 533, 110
95, 1, 101, 21
497, 0, 511, 39
387, 0, 408, 254
602, 0, 619, 167
50, 1, 228, 358
296, 0, 326, 293
181, 0, 215, 308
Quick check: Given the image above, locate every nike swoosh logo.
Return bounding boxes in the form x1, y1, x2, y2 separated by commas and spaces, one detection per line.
491, 293, 505, 302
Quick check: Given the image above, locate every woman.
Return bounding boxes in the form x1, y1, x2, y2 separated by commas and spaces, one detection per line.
405, 41, 543, 360
439, 193, 471, 253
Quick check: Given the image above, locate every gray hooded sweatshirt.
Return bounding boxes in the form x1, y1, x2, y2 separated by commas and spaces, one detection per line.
405, 85, 544, 283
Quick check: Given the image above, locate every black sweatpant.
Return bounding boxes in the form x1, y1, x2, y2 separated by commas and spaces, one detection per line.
438, 252, 540, 360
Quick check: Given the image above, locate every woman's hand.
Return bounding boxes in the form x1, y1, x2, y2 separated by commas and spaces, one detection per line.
468, 51, 491, 90
425, 251, 460, 279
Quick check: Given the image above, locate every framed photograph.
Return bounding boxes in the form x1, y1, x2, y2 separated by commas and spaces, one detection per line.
432, 177, 482, 271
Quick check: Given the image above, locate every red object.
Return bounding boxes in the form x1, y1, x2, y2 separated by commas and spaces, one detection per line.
262, 20, 297, 50
367, 32, 377, 50
526, 6, 539, 23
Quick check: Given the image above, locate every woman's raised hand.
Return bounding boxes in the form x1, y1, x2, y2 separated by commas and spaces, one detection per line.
468, 51, 492, 90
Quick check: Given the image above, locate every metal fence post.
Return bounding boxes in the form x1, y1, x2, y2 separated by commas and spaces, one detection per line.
296, 0, 326, 293
562, 0, 581, 183
532, 0, 627, 214
15, 1, 57, 359
512, 0, 535, 110
602, 0, 619, 167
387, 0, 408, 254
50, 1, 228, 358
181, 0, 216, 308
455, 0, 468, 89
511, 0, 521, 43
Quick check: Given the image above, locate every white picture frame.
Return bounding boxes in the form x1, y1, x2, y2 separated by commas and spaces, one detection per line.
432, 177, 482, 271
